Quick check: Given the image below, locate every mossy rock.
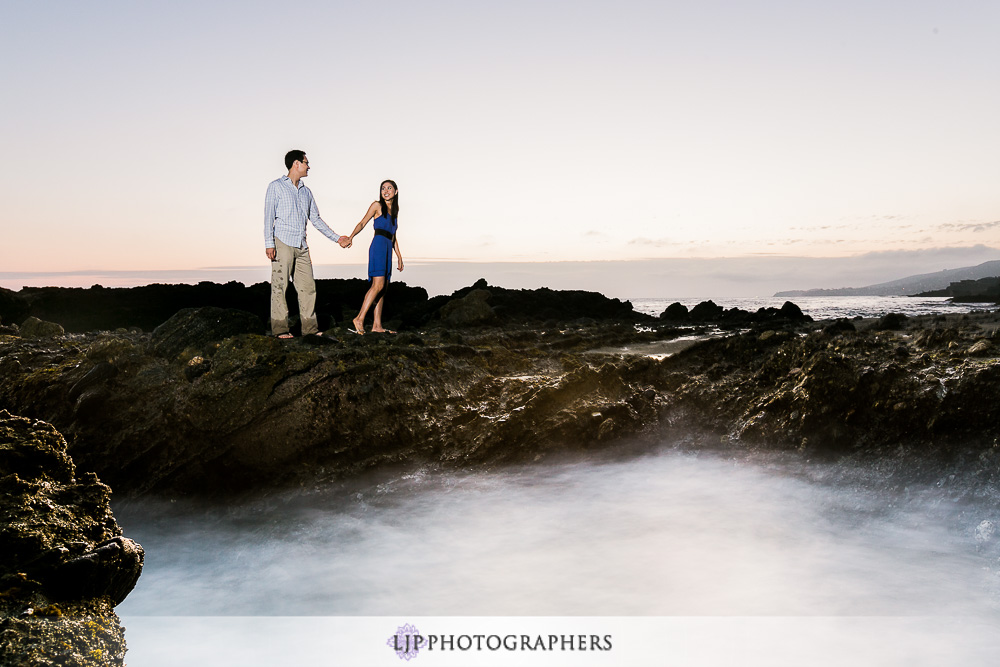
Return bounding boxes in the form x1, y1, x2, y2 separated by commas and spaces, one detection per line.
19, 316, 66, 338
151, 307, 264, 359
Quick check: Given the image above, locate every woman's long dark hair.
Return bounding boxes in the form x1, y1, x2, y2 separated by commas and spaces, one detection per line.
379, 180, 399, 221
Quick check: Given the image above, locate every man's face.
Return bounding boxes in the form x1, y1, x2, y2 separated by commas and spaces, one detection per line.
291, 157, 310, 179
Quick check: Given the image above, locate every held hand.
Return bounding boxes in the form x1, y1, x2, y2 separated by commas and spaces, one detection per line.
338, 236, 352, 248
266, 247, 276, 261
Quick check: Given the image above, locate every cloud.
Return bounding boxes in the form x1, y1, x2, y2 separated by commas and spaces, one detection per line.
628, 237, 676, 247
789, 223, 864, 232
853, 244, 1000, 261
935, 220, 1000, 234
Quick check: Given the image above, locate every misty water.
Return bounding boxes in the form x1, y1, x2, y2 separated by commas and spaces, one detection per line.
115, 443, 1000, 663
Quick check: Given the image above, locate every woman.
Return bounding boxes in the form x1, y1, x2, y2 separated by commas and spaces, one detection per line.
347, 180, 404, 334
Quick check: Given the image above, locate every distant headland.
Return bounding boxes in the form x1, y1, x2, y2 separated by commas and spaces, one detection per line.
775, 259, 1000, 298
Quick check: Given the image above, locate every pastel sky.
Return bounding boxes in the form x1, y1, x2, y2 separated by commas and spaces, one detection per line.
1, 1, 998, 292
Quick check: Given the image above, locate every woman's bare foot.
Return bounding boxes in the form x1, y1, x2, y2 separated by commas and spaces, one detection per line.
350, 317, 365, 334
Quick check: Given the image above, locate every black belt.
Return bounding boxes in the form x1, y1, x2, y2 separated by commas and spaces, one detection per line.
374, 229, 395, 243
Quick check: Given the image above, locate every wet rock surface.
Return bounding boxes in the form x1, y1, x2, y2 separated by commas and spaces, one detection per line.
1, 280, 999, 497
0, 410, 143, 666
150, 306, 264, 359
0, 310, 689, 495
654, 311, 1000, 503
0, 285, 999, 499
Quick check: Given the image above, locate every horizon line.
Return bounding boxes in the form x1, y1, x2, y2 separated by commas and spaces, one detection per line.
4, 245, 1000, 277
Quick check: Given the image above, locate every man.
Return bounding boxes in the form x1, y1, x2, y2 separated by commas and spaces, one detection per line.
264, 149, 351, 338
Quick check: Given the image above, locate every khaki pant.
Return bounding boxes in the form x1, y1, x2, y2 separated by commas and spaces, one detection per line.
270, 238, 319, 335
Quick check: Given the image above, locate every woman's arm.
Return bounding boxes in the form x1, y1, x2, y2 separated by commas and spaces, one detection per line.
346, 202, 382, 245
394, 238, 404, 271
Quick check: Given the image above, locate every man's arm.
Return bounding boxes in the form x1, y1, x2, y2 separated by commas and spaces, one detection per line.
264, 181, 278, 259
306, 189, 342, 244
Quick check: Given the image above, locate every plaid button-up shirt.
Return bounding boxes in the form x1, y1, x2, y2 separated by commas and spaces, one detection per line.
264, 175, 341, 249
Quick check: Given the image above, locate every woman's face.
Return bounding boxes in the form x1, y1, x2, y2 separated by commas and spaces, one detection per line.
380, 182, 397, 200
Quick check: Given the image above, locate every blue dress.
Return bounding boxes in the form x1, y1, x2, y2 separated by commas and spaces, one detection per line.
368, 214, 398, 280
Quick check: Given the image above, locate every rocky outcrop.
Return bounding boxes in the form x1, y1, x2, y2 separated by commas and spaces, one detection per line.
150, 307, 264, 359
0, 287, 30, 328
0, 306, 687, 495
656, 313, 1000, 464
659, 299, 811, 326
9, 280, 429, 334
1, 302, 999, 498
432, 279, 642, 325
4, 279, 646, 335
917, 276, 1000, 302
0, 410, 143, 666
439, 288, 495, 326
0, 273, 997, 500
18, 317, 66, 339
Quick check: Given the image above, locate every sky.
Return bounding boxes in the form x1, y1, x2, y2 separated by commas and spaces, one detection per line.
1, 0, 998, 296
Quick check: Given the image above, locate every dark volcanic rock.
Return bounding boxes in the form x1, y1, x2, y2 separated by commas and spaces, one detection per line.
690, 300, 725, 320
151, 306, 264, 359
777, 301, 806, 320
661, 299, 811, 327
13, 280, 428, 335
873, 312, 909, 330
660, 302, 689, 320
43, 536, 144, 605
439, 289, 495, 326
659, 313, 1000, 461
1, 283, 998, 501
10, 279, 647, 333
0, 287, 30, 327
19, 316, 66, 339
823, 319, 857, 336
967, 339, 993, 356
0, 312, 688, 495
0, 410, 143, 666
17, 281, 270, 333
423, 279, 646, 326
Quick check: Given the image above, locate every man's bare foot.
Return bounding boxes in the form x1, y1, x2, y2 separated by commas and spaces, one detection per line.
277, 333, 293, 339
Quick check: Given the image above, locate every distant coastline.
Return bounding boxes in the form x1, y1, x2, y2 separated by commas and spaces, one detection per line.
775, 259, 1000, 298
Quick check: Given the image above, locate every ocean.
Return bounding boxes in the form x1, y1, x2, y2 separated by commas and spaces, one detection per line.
630, 295, 993, 321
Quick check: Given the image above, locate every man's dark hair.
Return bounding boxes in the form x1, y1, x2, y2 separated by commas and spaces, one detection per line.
285, 149, 306, 170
